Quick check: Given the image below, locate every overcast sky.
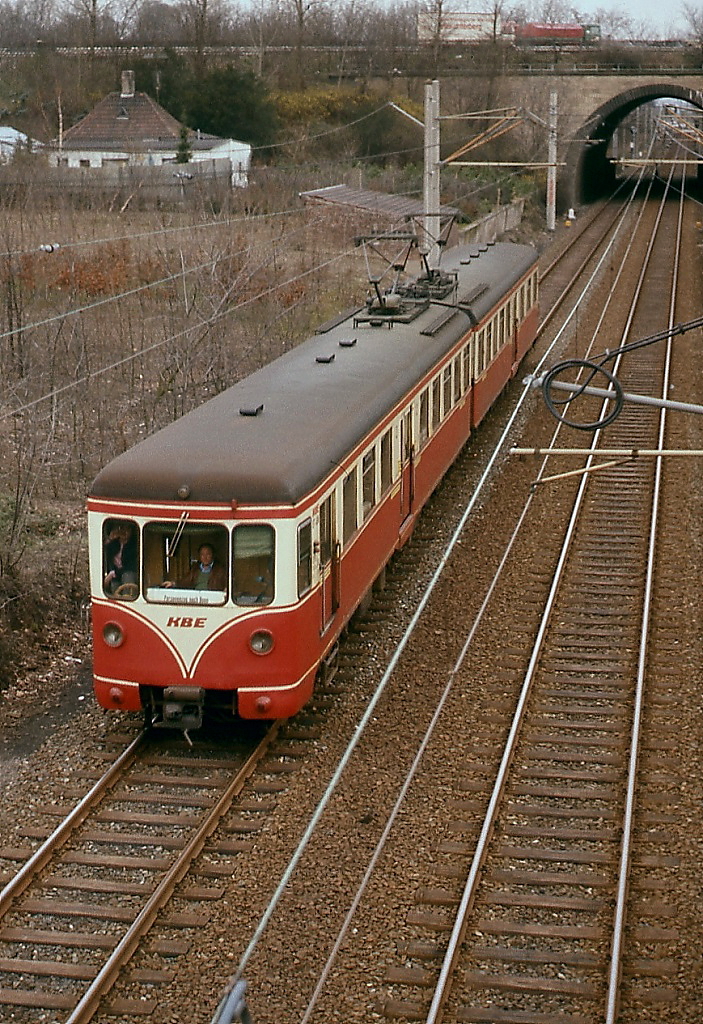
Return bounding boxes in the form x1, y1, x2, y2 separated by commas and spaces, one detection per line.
570, 2, 689, 39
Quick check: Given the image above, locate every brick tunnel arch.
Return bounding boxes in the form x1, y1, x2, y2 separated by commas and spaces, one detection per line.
561, 83, 703, 210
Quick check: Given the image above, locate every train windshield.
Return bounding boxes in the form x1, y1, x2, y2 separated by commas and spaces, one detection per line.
143, 522, 229, 606
101, 519, 276, 606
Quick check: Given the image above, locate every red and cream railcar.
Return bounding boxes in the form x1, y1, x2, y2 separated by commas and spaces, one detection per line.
88, 241, 538, 729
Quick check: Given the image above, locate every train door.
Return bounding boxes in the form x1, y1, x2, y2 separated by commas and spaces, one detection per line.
400, 408, 414, 522
319, 491, 339, 633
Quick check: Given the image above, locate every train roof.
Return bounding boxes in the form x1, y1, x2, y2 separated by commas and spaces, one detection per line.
90, 241, 537, 508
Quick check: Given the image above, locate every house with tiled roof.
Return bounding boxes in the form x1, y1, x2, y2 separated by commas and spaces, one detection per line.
47, 71, 250, 187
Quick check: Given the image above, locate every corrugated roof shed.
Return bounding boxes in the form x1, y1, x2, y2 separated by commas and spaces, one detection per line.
300, 184, 459, 222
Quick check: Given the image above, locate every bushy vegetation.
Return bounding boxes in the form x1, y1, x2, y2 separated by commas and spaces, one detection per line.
0, 176, 370, 684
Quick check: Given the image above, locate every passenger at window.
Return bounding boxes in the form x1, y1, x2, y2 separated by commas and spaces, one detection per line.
104, 521, 138, 594
165, 543, 227, 591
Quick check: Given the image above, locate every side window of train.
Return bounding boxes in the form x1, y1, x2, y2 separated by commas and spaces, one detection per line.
362, 448, 376, 519
443, 364, 453, 414
319, 493, 335, 565
380, 429, 393, 494
462, 344, 471, 391
474, 330, 483, 376
431, 376, 441, 431
453, 355, 462, 403
343, 465, 358, 546
297, 519, 312, 598
418, 389, 429, 448
233, 524, 274, 605
103, 518, 140, 600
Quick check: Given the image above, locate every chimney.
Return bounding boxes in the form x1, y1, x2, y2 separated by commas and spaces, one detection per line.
121, 70, 135, 98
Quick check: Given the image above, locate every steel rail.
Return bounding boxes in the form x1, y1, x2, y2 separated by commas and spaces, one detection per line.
267, 175, 650, 1024
605, 157, 687, 1024
213, 163, 652, 1023
512, 447, 703, 455
539, 192, 630, 275
536, 195, 632, 334
0, 729, 148, 917
64, 720, 281, 1024
273, 179, 646, 1024
425, 164, 676, 1024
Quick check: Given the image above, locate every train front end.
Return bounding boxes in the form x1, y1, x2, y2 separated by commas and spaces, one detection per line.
88, 502, 318, 728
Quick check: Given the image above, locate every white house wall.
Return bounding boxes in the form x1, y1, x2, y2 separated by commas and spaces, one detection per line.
48, 141, 251, 186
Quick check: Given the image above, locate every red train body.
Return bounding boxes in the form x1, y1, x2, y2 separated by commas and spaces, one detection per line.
88, 240, 539, 730
510, 22, 601, 46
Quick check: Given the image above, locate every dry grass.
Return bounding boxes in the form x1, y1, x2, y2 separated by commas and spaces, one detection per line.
0, 182, 375, 686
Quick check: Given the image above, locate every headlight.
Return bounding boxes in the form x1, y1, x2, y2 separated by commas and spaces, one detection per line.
103, 622, 124, 648
249, 629, 274, 655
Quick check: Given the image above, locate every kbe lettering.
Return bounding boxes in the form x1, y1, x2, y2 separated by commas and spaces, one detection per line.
167, 616, 206, 628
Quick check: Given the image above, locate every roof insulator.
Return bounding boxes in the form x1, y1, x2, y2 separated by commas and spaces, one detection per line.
316, 354, 335, 364
239, 404, 264, 417
339, 337, 357, 348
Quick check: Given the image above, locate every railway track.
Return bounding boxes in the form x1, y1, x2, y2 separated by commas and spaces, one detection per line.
371, 172, 690, 1023
202, 173, 701, 1024
0, 717, 337, 1020
2, 172, 699, 1024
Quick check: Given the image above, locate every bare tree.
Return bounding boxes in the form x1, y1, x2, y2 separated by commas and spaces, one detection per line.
418, 0, 448, 73
132, 0, 185, 44
184, 0, 208, 69
243, 0, 285, 77
286, 0, 328, 87
63, 0, 138, 46
180, 0, 232, 70
68, 0, 99, 47
331, 0, 372, 82
512, 0, 583, 21
0, 0, 61, 46
109, 0, 141, 40
590, 6, 633, 39
487, 0, 507, 39
682, 1, 703, 40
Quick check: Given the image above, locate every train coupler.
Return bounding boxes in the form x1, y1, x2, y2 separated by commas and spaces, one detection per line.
154, 685, 206, 736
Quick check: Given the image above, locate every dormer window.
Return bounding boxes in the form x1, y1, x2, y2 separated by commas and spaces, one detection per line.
117, 106, 129, 120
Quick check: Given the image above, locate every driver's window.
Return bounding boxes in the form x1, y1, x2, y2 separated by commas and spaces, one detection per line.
142, 522, 229, 605
103, 519, 140, 601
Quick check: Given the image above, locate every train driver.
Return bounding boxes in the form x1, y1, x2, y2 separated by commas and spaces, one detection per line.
103, 520, 139, 597
164, 543, 227, 591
